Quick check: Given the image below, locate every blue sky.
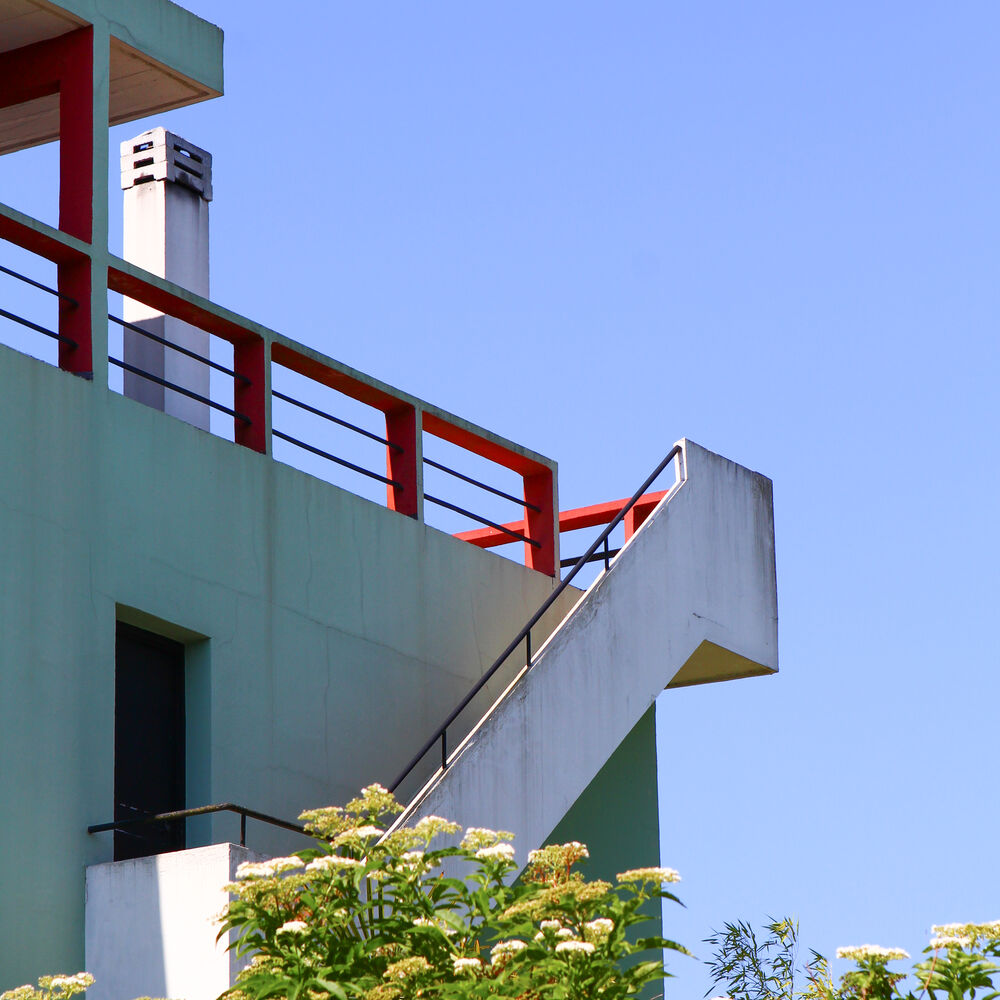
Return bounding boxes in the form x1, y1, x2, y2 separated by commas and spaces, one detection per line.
2, 1, 999, 994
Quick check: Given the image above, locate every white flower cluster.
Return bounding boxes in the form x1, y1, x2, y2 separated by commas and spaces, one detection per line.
836, 946, 910, 962
491, 939, 528, 965
396, 849, 430, 873
475, 843, 516, 863
413, 916, 457, 936
47, 976, 94, 992
930, 935, 972, 951
236, 856, 305, 880
383, 957, 430, 981
413, 815, 461, 842
461, 826, 513, 850
930, 921, 1000, 947
276, 920, 308, 936
584, 917, 614, 942
616, 866, 681, 884
333, 825, 384, 846
2, 974, 96, 1000
304, 854, 364, 873
555, 940, 595, 955
540, 920, 562, 932
528, 841, 589, 865
452, 956, 483, 975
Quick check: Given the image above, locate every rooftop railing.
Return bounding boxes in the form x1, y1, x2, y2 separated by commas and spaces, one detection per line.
0, 200, 559, 575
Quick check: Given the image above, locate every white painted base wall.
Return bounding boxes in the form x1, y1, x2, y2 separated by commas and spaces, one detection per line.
86, 844, 263, 1000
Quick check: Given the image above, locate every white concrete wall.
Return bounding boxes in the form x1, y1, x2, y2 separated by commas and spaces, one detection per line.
397, 439, 778, 858
85, 844, 261, 1000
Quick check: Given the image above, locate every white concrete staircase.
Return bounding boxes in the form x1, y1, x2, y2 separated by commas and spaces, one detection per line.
395, 439, 778, 854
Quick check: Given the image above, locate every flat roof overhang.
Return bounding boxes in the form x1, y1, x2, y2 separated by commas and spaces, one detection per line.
0, 0, 223, 155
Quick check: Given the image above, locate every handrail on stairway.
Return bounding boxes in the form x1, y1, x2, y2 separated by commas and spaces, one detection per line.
387, 442, 685, 794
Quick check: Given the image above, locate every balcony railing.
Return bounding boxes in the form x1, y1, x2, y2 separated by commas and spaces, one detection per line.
0, 200, 558, 575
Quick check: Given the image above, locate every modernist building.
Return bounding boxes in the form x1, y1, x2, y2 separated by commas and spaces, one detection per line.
0, 1, 778, 997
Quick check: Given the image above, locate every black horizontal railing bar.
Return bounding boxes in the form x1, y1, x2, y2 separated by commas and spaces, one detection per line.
388, 442, 683, 794
108, 313, 251, 384
273, 428, 402, 489
88, 802, 307, 846
0, 305, 76, 346
559, 547, 622, 569
424, 494, 540, 547
423, 456, 542, 513
272, 389, 402, 452
0, 262, 77, 305
109, 356, 252, 423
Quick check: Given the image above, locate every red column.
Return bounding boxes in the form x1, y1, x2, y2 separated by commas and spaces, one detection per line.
385, 404, 418, 518
523, 467, 556, 576
234, 337, 267, 453
57, 29, 94, 243
0, 28, 95, 375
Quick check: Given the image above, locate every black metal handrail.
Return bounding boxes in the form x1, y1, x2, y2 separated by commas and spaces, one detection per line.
273, 428, 403, 489
109, 313, 250, 384
423, 456, 541, 513
0, 305, 76, 347
109, 355, 252, 423
424, 493, 539, 547
273, 389, 402, 452
0, 261, 77, 305
560, 537, 621, 571
388, 442, 683, 793
88, 802, 307, 848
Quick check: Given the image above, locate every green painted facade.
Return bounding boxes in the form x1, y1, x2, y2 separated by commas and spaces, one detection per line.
546, 705, 664, 999
0, 340, 580, 985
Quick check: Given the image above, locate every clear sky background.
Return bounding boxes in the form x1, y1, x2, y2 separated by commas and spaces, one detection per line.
3, 1, 999, 995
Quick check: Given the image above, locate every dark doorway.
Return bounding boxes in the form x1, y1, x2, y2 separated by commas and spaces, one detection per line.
114, 622, 186, 860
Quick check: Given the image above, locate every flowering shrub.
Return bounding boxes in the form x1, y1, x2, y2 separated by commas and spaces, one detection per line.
0, 974, 94, 1000
218, 784, 687, 999
706, 917, 1000, 1000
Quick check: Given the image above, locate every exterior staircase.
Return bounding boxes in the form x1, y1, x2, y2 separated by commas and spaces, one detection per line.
394, 438, 778, 855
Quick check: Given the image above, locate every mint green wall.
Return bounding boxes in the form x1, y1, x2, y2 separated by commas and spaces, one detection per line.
545, 704, 664, 999
0, 344, 580, 987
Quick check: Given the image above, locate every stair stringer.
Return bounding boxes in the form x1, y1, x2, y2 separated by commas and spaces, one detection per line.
395, 438, 778, 860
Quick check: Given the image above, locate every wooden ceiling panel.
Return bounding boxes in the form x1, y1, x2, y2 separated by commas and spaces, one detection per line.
0, 0, 84, 55
0, 18, 219, 155
0, 92, 58, 155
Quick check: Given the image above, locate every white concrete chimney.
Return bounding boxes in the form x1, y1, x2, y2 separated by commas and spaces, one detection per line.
121, 128, 213, 430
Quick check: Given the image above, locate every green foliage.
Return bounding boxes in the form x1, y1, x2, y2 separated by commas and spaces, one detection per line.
705, 918, 816, 1000
217, 784, 688, 1000
705, 918, 1000, 1000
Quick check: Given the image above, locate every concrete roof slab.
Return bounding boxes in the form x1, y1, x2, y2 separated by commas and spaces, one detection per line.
0, 0, 223, 154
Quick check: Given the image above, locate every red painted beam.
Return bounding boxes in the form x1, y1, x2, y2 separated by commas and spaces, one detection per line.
109, 266, 260, 346
455, 490, 671, 550
0, 214, 88, 264
422, 411, 548, 478
273, 342, 408, 415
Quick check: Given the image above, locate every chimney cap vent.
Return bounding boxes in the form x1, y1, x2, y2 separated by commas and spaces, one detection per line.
121, 128, 213, 201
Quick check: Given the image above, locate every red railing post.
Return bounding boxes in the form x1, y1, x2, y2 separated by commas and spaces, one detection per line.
523, 467, 556, 576
58, 29, 95, 376
234, 336, 267, 453
385, 403, 419, 518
